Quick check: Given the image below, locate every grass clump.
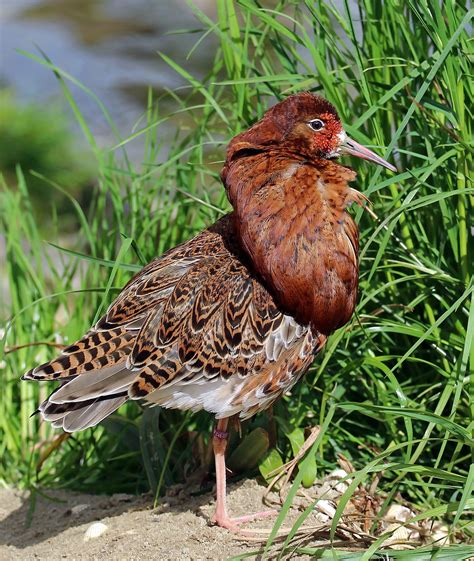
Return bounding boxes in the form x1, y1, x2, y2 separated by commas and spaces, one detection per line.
1, 0, 473, 557
0, 89, 94, 231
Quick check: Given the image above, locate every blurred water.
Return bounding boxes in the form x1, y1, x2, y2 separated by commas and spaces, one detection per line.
0, 0, 220, 306
0, 0, 362, 152
0, 0, 217, 151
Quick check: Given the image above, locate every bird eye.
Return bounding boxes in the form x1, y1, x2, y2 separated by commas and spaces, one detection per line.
308, 119, 325, 131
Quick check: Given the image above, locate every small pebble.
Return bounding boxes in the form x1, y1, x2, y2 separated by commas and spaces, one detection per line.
384, 523, 419, 549
328, 468, 352, 494
71, 504, 89, 516
315, 499, 336, 518
428, 521, 449, 546
84, 522, 108, 541
384, 504, 414, 523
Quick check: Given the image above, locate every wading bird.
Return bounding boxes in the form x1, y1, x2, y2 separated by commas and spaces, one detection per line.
23, 93, 396, 531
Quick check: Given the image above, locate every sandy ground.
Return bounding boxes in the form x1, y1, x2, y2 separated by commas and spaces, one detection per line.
2, 474, 464, 560
0, 479, 283, 561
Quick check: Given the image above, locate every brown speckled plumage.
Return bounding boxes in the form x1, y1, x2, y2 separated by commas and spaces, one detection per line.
25, 216, 325, 426
22, 92, 396, 530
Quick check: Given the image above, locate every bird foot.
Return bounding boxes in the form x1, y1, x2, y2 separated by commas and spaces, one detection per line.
212, 509, 277, 533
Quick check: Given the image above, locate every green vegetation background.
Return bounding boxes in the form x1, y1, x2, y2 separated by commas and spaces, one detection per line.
1, 1, 472, 556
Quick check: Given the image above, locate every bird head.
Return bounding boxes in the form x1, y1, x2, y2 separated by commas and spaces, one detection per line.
225, 92, 396, 172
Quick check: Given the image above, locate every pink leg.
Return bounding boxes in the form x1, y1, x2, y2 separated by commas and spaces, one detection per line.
212, 417, 276, 532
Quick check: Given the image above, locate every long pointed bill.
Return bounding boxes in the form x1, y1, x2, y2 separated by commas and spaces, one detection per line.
342, 137, 397, 173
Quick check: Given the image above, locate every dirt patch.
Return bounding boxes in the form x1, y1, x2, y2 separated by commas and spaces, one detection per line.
0, 479, 281, 560
0, 471, 459, 560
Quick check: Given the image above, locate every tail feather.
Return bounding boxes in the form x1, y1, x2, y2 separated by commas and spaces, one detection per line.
36, 365, 136, 432
23, 328, 137, 432
39, 392, 128, 432
48, 366, 136, 404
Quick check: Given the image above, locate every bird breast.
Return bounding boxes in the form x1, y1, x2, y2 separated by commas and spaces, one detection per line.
224, 153, 360, 335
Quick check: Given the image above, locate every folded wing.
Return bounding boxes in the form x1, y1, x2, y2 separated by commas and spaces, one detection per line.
23, 216, 325, 431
